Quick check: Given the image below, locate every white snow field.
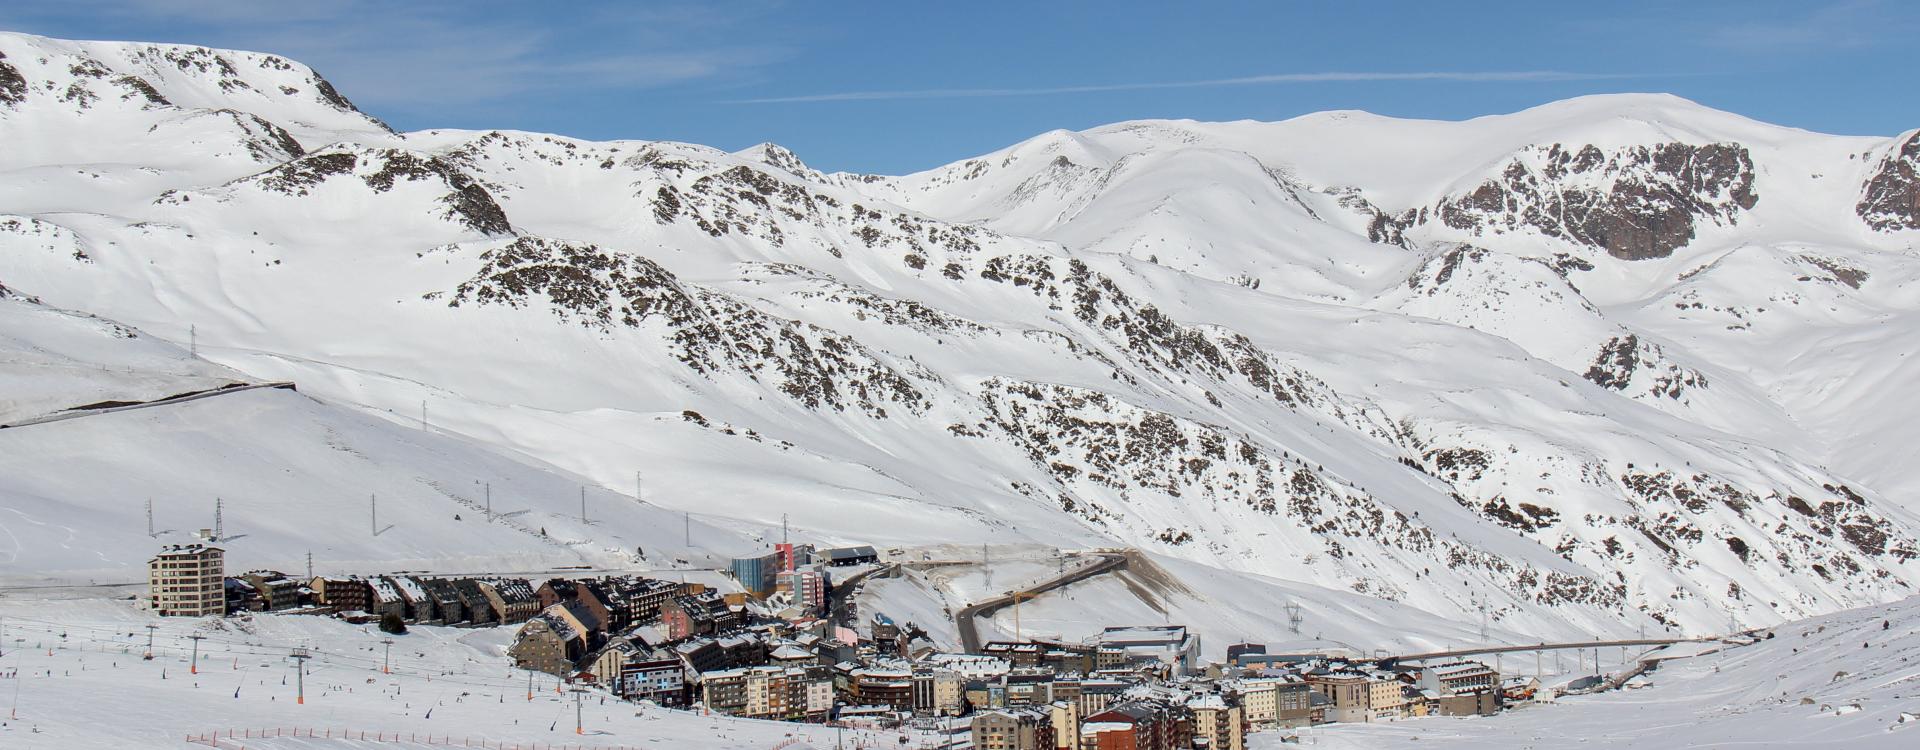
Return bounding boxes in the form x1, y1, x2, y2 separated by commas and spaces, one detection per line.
6, 28, 1920, 648
860, 551, 1561, 658
0, 591, 916, 750
1255, 594, 1920, 750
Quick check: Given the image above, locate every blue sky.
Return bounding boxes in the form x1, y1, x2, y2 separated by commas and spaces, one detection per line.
3, 1, 1914, 173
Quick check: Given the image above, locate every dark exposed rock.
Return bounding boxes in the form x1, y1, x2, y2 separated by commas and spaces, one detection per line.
1797, 255, 1869, 289
1584, 334, 1707, 398
1547, 252, 1595, 279
444, 237, 926, 418
0, 278, 33, 303
249, 152, 356, 196
1482, 497, 1559, 532
0, 51, 28, 107
1438, 142, 1758, 260
112, 75, 170, 107
307, 71, 395, 133
1415, 245, 1486, 292
362, 151, 512, 235
212, 109, 305, 161
1331, 187, 1417, 249
1858, 132, 1920, 231
236, 149, 509, 234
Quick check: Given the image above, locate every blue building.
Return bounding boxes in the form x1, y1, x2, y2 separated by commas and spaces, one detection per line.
730, 553, 780, 598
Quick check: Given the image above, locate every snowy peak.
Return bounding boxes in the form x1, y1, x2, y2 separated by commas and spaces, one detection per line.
735, 142, 823, 181
0, 32, 392, 146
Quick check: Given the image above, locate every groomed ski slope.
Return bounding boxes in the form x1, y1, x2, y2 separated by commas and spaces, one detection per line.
0, 593, 922, 750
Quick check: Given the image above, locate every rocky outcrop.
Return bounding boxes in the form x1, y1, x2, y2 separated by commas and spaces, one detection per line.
1438, 143, 1758, 260
443, 237, 929, 418
1584, 334, 1707, 399
226, 147, 511, 235
1858, 132, 1920, 232
970, 378, 1625, 610
0, 50, 27, 107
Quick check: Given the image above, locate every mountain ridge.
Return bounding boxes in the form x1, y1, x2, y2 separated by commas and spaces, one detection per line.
4, 31, 1920, 640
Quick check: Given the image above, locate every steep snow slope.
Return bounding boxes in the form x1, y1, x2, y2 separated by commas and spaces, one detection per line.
0, 385, 767, 584
0, 286, 760, 584
5, 30, 1920, 639
0, 289, 243, 423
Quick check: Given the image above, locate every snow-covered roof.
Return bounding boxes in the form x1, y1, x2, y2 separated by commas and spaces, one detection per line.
389, 576, 428, 602
367, 577, 400, 602
1429, 661, 1496, 678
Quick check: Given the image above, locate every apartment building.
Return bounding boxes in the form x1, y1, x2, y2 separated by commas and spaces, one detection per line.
149, 544, 224, 617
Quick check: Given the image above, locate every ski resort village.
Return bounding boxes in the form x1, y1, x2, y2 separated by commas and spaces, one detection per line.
7, 7, 1920, 749
1, 536, 1804, 750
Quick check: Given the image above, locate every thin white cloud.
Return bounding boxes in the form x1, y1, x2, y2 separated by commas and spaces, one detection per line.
728, 70, 1630, 104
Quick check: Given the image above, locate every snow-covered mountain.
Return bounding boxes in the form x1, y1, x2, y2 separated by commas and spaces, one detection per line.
5, 31, 1920, 641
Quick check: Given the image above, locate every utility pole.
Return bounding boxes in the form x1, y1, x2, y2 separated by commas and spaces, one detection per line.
291, 647, 311, 704
143, 624, 158, 660
189, 324, 196, 357
580, 486, 588, 524
189, 634, 205, 674
420, 400, 428, 431
484, 482, 492, 518
381, 638, 394, 674
370, 494, 377, 536
782, 513, 789, 546
635, 471, 644, 505
305, 551, 313, 580
1473, 595, 1489, 641
213, 497, 223, 541
1286, 602, 1304, 636
571, 684, 586, 734
983, 545, 991, 589
146, 499, 155, 537
683, 511, 691, 548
